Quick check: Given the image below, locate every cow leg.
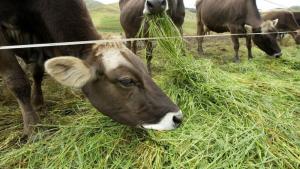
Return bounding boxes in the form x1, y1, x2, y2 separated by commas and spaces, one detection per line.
178, 25, 184, 35
125, 34, 133, 52
278, 33, 285, 43
231, 35, 240, 62
246, 35, 253, 60
178, 26, 186, 57
125, 35, 137, 54
126, 41, 132, 51
0, 51, 39, 136
197, 21, 205, 55
31, 63, 44, 111
146, 41, 153, 75
132, 40, 137, 54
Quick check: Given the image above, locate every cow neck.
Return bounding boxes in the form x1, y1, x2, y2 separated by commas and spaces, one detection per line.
250, 18, 263, 30
167, 0, 175, 15
246, 0, 263, 30
78, 44, 96, 60
65, 34, 102, 60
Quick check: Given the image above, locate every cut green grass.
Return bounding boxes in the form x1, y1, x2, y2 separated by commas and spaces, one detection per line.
0, 9, 300, 169
138, 13, 185, 59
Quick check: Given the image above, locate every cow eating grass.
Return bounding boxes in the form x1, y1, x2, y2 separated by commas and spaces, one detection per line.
119, 0, 185, 74
196, 0, 282, 62
0, 0, 183, 137
262, 10, 300, 45
45, 42, 183, 131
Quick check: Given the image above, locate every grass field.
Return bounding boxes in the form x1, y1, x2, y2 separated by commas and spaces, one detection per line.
0, 3, 300, 169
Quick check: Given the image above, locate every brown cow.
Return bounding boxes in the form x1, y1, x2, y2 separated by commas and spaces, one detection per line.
262, 11, 300, 44
119, 0, 185, 74
0, 0, 183, 136
196, 0, 282, 62
293, 12, 300, 26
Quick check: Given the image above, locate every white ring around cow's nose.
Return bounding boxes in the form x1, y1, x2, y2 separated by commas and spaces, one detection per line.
273, 52, 282, 58
142, 111, 183, 131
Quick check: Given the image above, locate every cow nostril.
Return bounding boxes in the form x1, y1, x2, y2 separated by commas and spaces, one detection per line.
147, 1, 154, 9
274, 52, 282, 58
173, 115, 182, 125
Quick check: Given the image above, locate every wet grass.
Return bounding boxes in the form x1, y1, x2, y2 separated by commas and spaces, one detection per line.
0, 10, 300, 169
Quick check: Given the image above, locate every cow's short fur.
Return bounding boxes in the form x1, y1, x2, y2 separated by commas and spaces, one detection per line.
293, 12, 300, 26
119, 0, 185, 74
196, 0, 282, 61
0, 0, 182, 136
263, 11, 300, 44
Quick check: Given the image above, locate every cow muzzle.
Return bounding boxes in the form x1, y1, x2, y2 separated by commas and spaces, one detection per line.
273, 52, 282, 58
141, 111, 183, 131
143, 0, 168, 15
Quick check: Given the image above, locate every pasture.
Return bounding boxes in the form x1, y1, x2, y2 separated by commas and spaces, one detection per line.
0, 2, 300, 169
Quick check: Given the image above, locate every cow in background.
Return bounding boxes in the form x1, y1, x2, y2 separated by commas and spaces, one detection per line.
196, 0, 282, 62
263, 11, 300, 44
119, 0, 185, 74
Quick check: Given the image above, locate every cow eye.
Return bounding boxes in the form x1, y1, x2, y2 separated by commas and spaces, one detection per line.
118, 78, 136, 87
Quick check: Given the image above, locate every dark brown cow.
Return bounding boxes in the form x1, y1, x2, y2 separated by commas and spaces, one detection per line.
119, 0, 185, 74
293, 12, 300, 26
262, 11, 300, 44
0, 0, 183, 136
196, 0, 282, 62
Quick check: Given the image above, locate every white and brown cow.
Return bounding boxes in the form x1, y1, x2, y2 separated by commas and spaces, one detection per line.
0, 0, 183, 136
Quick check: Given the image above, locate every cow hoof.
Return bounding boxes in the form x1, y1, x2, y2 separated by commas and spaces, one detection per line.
22, 126, 36, 139
22, 112, 40, 137
233, 58, 241, 63
198, 51, 204, 56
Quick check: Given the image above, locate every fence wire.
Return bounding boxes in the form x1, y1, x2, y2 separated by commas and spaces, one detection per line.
0, 0, 298, 50
0, 31, 297, 50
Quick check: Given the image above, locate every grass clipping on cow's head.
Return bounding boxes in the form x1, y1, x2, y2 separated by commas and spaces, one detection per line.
138, 13, 185, 60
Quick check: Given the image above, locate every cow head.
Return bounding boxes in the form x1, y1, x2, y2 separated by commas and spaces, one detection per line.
246, 19, 282, 58
143, 0, 169, 15
45, 43, 183, 131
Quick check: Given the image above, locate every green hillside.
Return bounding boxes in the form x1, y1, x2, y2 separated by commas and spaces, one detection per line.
84, 0, 103, 10
89, 3, 122, 33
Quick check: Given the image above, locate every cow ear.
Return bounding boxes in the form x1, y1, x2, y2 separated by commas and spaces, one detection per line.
244, 25, 253, 33
45, 57, 95, 88
272, 19, 279, 27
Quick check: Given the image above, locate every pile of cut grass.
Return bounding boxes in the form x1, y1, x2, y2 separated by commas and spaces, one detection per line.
0, 14, 300, 168
138, 13, 185, 59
